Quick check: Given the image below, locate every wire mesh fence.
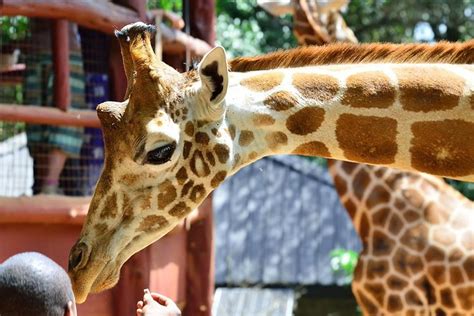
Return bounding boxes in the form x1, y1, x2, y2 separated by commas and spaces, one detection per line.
0, 17, 109, 197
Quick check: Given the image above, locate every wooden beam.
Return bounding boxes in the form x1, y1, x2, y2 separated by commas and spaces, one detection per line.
1, 0, 212, 56
0, 104, 101, 128
1, 0, 139, 34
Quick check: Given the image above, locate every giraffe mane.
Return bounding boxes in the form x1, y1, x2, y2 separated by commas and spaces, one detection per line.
229, 40, 474, 72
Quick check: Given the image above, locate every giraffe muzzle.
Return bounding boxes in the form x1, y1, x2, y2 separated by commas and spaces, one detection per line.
68, 241, 90, 272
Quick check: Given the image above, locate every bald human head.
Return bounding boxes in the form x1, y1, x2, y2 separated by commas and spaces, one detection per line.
0, 252, 76, 316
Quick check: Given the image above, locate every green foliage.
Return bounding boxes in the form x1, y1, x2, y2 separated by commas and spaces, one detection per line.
0, 16, 29, 45
147, 0, 182, 11
329, 249, 359, 285
446, 180, 474, 201
216, 0, 296, 57
344, 0, 474, 42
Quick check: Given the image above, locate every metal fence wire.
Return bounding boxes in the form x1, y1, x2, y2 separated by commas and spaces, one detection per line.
0, 17, 108, 197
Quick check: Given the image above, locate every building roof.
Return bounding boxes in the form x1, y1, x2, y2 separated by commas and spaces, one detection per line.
214, 155, 362, 286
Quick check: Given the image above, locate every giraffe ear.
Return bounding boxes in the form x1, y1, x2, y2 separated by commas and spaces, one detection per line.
198, 46, 229, 107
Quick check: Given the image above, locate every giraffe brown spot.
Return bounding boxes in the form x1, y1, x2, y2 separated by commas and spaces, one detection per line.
333, 174, 347, 197
169, 202, 191, 217
440, 288, 455, 308
211, 171, 227, 188
424, 202, 450, 224
265, 132, 288, 151
344, 198, 357, 220
433, 227, 456, 246
183, 141, 192, 159
336, 114, 398, 164
121, 173, 140, 186
403, 209, 420, 223
393, 248, 423, 275
286, 107, 325, 135
176, 167, 188, 185
372, 230, 395, 256
373, 207, 390, 227
448, 248, 463, 262
94, 223, 109, 236
449, 266, 465, 285
238, 130, 255, 147
374, 168, 386, 178
206, 151, 216, 166
471, 93, 474, 110
425, 245, 445, 262
195, 132, 210, 145
366, 260, 388, 280
341, 161, 357, 175
463, 256, 474, 281
403, 189, 425, 208
395, 67, 464, 112
359, 213, 370, 242
387, 275, 408, 290
137, 215, 169, 232
394, 198, 406, 210
366, 185, 391, 209
387, 295, 403, 313
240, 72, 284, 92
353, 169, 370, 200
100, 192, 118, 219
214, 144, 230, 164
248, 151, 258, 161
352, 258, 364, 282
190, 150, 210, 177
190, 184, 206, 203
228, 124, 236, 140
158, 180, 177, 209
428, 264, 446, 284
405, 290, 424, 306
388, 213, 403, 236
356, 291, 379, 315
456, 287, 474, 311
292, 141, 330, 157
181, 179, 194, 197
461, 231, 474, 250
293, 73, 339, 101
252, 114, 275, 126
185, 121, 194, 136
401, 223, 428, 252
410, 120, 474, 177
211, 128, 218, 136
364, 282, 385, 306
197, 120, 211, 128
384, 172, 404, 188
341, 71, 395, 108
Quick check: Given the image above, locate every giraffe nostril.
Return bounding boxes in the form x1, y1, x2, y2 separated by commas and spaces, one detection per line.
68, 241, 89, 272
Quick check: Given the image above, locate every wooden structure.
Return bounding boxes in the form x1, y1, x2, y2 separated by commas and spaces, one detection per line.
0, 1, 215, 315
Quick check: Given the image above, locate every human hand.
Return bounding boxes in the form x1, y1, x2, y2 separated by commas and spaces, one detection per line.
136, 289, 181, 316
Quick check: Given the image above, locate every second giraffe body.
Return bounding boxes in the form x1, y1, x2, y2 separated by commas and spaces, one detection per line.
329, 161, 474, 315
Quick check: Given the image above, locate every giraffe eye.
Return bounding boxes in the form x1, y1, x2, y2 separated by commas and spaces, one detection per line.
146, 142, 176, 164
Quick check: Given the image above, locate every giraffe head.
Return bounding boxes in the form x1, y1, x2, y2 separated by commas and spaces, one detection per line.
68, 23, 232, 303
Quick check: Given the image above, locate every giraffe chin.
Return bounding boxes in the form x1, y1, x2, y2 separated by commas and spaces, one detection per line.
70, 258, 121, 304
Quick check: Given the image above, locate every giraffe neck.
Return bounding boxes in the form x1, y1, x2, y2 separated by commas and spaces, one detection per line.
224, 63, 474, 181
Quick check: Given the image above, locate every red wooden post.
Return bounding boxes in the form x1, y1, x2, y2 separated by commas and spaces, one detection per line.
52, 19, 70, 111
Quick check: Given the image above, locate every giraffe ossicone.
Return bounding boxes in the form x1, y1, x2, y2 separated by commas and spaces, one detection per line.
68, 22, 474, 303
